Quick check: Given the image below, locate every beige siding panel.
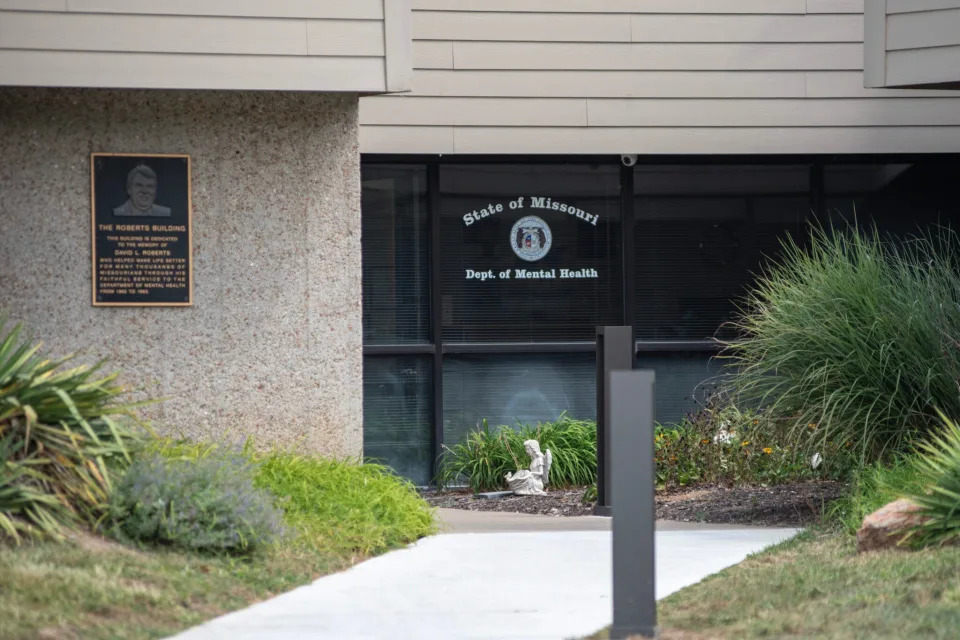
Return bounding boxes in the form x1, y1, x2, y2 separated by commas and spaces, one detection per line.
361, 125, 455, 153
448, 126, 960, 154
412, 70, 806, 98
384, 0, 413, 91
806, 0, 863, 13
888, 8, 960, 51
0, 0, 65, 9
414, 41, 453, 68
0, 49, 385, 91
630, 15, 863, 43
887, 46, 960, 86
361, 96, 587, 125
413, 11, 631, 42
0, 12, 310, 55
806, 71, 960, 96
586, 98, 960, 126
888, 0, 960, 13
411, 0, 805, 13
452, 42, 862, 71
66, 0, 384, 20
307, 20, 384, 57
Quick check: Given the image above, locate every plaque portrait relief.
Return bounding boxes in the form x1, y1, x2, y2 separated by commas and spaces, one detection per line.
91, 153, 192, 306
113, 164, 172, 217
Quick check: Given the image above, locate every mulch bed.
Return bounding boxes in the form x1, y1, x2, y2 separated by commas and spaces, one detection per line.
422, 480, 849, 527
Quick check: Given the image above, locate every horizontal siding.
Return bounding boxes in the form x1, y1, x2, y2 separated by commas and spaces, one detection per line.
0, 13, 384, 57
413, 0, 807, 12
362, 97, 588, 126
0, 2, 402, 92
0, 0, 64, 9
63, 0, 383, 20
0, 49, 385, 91
450, 42, 863, 71
412, 70, 807, 98
451, 126, 960, 154
887, 8, 960, 51
887, 0, 960, 13
806, 0, 863, 13
629, 15, 862, 43
360, 5, 960, 154
413, 12, 631, 42
362, 96, 960, 127
888, 46, 960, 87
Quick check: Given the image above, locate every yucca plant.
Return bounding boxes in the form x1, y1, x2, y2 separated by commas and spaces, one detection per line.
903, 411, 960, 547
0, 321, 145, 542
723, 223, 960, 463
435, 414, 596, 492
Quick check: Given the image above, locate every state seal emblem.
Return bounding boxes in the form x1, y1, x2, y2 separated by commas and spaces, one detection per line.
510, 215, 552, 262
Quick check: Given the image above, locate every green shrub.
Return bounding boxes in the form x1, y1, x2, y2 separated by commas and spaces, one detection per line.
0, 321, 144, 542
903, 412, 960, 547
826, 457, 923, 535
105, 452, 285, 555
150, 438, 436, 557
654, 397, 853, 489
254, 453, 435, 557
435, 414, 597, 492
723, 224, 960, 463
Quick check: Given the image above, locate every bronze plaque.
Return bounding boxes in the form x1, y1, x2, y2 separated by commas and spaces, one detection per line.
90, 153, 192, 306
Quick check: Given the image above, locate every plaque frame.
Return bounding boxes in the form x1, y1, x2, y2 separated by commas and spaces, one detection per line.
90, 152, 193, 307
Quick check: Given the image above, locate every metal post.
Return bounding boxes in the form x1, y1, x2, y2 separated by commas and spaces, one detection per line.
595, 325, 634, 516
611, 370, 656, 639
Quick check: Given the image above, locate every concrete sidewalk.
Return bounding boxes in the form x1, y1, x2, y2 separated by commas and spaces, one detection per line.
169, 510, 798, 640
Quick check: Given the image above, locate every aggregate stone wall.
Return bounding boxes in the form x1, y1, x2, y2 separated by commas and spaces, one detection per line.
0, 88, 363, 457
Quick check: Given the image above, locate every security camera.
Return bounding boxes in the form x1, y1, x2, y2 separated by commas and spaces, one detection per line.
621, 154, 638, 167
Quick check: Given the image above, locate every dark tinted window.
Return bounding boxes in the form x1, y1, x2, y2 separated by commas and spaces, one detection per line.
361, 165, 430, 344
363, 355, 433, 486
634, 165, 810, 340
635, 353, 725, 426
440, 164, 622, 342
824, 163, 960, 235
442, 353, 596, 444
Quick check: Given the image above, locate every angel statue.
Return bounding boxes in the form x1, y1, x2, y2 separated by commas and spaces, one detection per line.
505, 439, 552, 496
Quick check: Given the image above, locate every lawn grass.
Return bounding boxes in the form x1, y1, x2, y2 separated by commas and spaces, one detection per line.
0, 532, 350, 640
591, 528, 960, 639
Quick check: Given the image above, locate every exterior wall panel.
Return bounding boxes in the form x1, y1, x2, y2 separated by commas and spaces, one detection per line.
0, 1, 409, 93
865, 0, 960, 89
361, 3, 960, 154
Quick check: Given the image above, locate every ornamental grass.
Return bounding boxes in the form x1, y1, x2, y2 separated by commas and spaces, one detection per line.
435, 413, 596, 492
723, 223, 960, 464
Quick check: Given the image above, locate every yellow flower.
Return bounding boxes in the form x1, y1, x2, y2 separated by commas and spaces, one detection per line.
808, 422, 818, 430
763, 447, 773, 454
741, 440, 750, 446
701, 438, 710, 445
752, 419, 759, 425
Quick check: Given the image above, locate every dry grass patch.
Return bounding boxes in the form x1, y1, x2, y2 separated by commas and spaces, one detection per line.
0, 534, 347, 640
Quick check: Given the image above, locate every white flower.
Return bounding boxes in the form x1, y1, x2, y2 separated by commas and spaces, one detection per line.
811, 453, 823, 469
713, 429, 736, 445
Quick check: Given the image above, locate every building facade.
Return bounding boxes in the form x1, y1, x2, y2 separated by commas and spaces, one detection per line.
357, 1, 960, 484
0, 1, 411, 457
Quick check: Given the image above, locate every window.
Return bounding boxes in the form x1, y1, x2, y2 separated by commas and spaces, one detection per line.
634, 165, 810, 340
361, 165, 429, 344
363, 356, 433, 485
442, 353, 595, 445
439, 164, 622, 342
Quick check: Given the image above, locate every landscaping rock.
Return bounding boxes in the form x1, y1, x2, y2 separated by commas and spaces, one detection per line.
856, 498, 927, 553
474, 491, 515, 500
